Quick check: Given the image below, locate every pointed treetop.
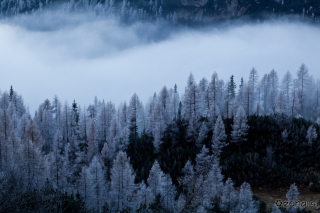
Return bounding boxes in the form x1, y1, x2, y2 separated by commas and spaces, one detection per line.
174, 84, 178, 93
9, 85, 14, 100
228, 75, 236, 99
72, 100, 78, 110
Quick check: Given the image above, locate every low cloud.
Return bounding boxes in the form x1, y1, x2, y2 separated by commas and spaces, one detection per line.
1, 10, 319, 113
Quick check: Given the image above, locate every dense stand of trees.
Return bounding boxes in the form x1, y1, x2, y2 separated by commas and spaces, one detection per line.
1, 0, 319, 23
0, 64, 319, 212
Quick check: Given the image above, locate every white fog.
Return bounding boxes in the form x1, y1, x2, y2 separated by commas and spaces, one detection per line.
0, 10, 319, 112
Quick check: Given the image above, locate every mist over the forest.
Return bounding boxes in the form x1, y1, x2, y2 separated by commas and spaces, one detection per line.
0, 10, 320, 113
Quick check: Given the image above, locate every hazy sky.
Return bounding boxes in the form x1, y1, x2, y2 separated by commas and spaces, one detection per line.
0, 11, 320, 113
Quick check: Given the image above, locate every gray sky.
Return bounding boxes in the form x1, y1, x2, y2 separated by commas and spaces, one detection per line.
0, 11, 320, 113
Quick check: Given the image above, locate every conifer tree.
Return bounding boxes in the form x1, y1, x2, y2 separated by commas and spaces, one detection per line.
97, 101, 116, 149
221, 178, 238, 212
237, 182, 257, 212
87, 155, 107, 212
162, 173, 176, 211
281, 71, 293, 115
296, 64, 311, 117
129, 93, 143, 141
212, 115, 227, 159
36, 99, 54, 154
286, 183, 299, 205
110, 151, 136, 212
171, 84, 180, 121
147, 160, 165, 201
46, 130, 65, 189
199, 77, 209, 116
306, 125, 317, 146
248, 68, 259, 115
184, 73, 201, 120
195, 145, 212, 175
87, 119, 97, 164
231, 106, 249, 152
268, 69, 279, 114
203, 161, 224, 203
196, 122, 208, 148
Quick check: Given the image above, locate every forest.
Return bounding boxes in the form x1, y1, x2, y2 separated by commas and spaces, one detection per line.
0, 63, 319, 212
0, 0, 319, 24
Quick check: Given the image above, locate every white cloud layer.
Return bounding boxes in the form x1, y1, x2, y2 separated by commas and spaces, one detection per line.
0, 11, 320, 113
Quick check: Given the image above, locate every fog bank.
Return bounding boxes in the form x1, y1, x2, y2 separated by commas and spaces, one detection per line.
0, 10, 319, 113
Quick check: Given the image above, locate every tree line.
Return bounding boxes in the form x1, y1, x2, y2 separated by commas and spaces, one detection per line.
0, 63, 319, 212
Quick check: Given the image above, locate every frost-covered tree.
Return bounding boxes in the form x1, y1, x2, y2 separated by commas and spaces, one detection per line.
78, 166, 89, 204
8, 88, 25, 118
0, 91, 10, 110
237, 77, 245, 107
63, 136, 79, 189
199, 77, 209, 116
157, 86, 171, 125
196, 122, 208, 148
186, 111, 198, 144
17, 113, 30, 140
147, 160, 165, 201
24, 119, 43, 149
295, 64, 311, 117
184, 73, 201, 120
61, 102, 72, 143
87, 155, 107, 212
171, 84, 180, 121
108, 116, 121, 154
19, 138, 45, 190
208, 72, 223, 126
128, 93, 143, 140
224, 75, 237, 118
0, 106, 11, 142
212, 115, 227, 159
203, 162, 224, 204
174, 194, 186, 213
275, 91, 287, 115
180, 160, 195, 196
286, 183, 299, 204
312, 82, 320, 120
35, 99, 54, 154
195, 145, 212, 175
0, 106, 11, 169
6, 129, 21, 166
221, 178, 238, 212
162, 173, 176, 211
231, 106, 249, 152
237, 182, 257, 212
45, 130, 65, 189
87, 119, 98, 164
260, 74, 269, 115
268, 69, 279, 114
151, 101, 166, 153
145, 93, 157, 133
135, 181, 152, 208
248, 68, 259, 115
96, 101, 115, 149
79, 108, 89, 147
120, 101, 130, 147
281, 71, 293, 115
52, 95, 61, 127
306, 125, 317, 146
71, 100, 80, 137
110, 151, 136, 212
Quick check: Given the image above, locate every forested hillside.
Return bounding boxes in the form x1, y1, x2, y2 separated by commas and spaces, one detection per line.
0, 64, 319, 212
1, 0, 319, 23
